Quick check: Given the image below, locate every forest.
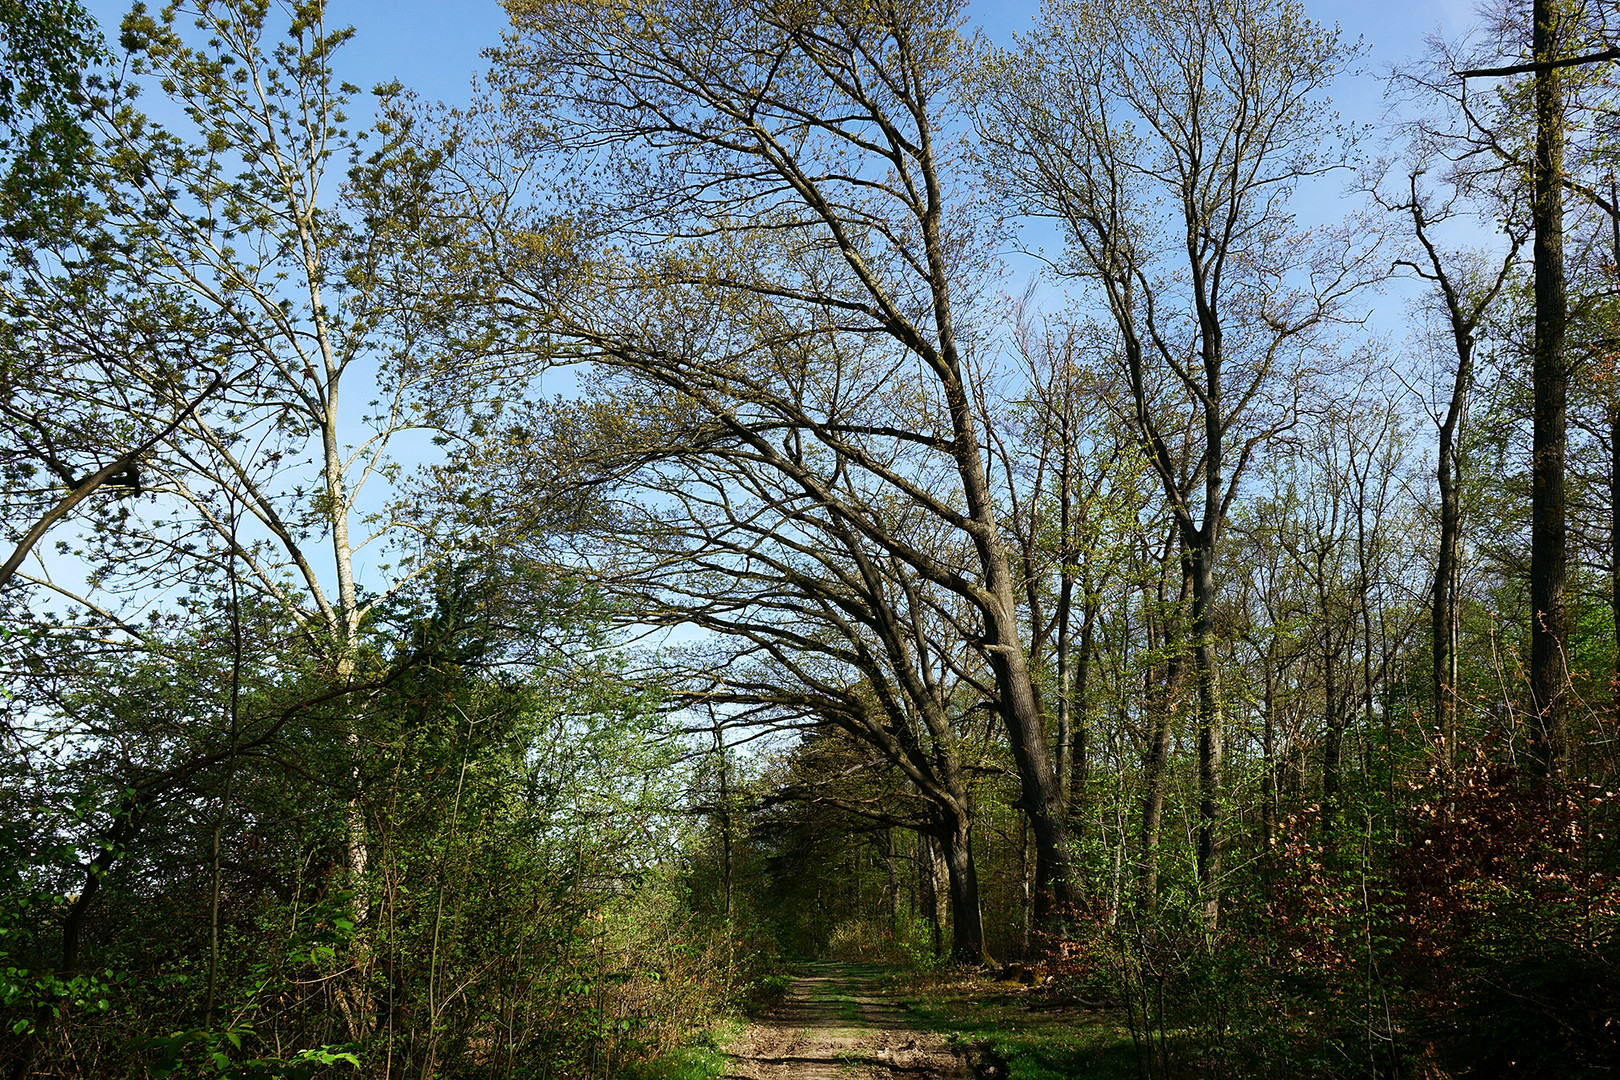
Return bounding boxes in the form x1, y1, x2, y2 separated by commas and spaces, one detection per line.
1, 0, 1617, 1076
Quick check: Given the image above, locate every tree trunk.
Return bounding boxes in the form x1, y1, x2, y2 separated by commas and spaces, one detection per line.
1072, 594, 1098, 823
1612, 404, 1620, 727
1322, 640, 1343, 839
1139, 553, 1187, 911
1020, 819, 1034, 959
1529, 0, 1568, 780
714, 728, 733, 919
938, 817, 984, 965
976, 511, 1083, 923
1056, 433, 1075, 807
932, 113, 1082, 927
1356, 474, 1378, 785
1189, 541, 1224, 930
1261, 645, 1278, 858
1403, 164, 1520, 785
990, 630, 1084, 922
1607, 190, 1620, 734
1434, 410, 1462, 779
919, 832, 947, 960
880, 828, 899, 934
1139, 690, 1172, 911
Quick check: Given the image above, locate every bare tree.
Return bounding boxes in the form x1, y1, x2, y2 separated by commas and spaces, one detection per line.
1375, 159, 1526, 776
988, 310, 1142, 820
976, 0, 1372, 926
483, 0, 1085, 920
498, 382, 996, 960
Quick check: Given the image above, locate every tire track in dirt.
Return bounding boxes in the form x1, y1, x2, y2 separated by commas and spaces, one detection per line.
724, 964, 972, 1080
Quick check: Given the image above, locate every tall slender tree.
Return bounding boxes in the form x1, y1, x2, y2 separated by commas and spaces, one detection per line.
1379, 165, 1525, 776
2, 0, 529, 1036
977, 0, 1372, 926
1449, 0, 1620, 778
1527, 0, 1571, 778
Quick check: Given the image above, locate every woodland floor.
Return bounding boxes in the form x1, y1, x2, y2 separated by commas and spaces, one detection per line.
722, 964, 975, 1080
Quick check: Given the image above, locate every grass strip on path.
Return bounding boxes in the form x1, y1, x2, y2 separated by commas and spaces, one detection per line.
878, 967, 1141, 1080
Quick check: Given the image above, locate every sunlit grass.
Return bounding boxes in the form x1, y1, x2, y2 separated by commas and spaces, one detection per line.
619, 1020, 743, 1080
887, 971, 1141, 1080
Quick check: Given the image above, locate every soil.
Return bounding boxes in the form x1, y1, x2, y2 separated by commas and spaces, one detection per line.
723, 964, 974, 1080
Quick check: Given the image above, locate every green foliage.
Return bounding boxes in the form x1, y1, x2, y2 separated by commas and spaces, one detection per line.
7, 0, 1620, 1078
0, 0, 101, 238
0, 963, 111, 1038
894, 970, 1139, 1080
0, 560, 745, 1077
141, 1026, 359, 1080
1011, 753, 1620, 1079
745, 972, 792, 1009
616, 1023, 739, 1080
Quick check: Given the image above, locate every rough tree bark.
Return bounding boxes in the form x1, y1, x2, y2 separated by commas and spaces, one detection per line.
1528, 0, 1569, 778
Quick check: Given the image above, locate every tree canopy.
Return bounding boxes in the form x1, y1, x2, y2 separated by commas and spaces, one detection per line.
2, 0, 1619, 1077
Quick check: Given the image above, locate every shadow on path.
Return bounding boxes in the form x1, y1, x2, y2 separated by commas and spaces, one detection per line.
724, 964, 972, 1080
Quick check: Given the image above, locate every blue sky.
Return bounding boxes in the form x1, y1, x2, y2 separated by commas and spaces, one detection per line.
50, 0, 1498, 613
72, 0, 1501, 371
81, 0, 1487, 114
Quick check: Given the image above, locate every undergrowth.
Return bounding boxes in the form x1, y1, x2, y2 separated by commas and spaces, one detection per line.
619, 1021, 741, 1080
883, 969, 1139, 1080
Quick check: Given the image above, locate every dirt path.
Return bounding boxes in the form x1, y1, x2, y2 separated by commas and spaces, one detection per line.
723, 964, 973, 1080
